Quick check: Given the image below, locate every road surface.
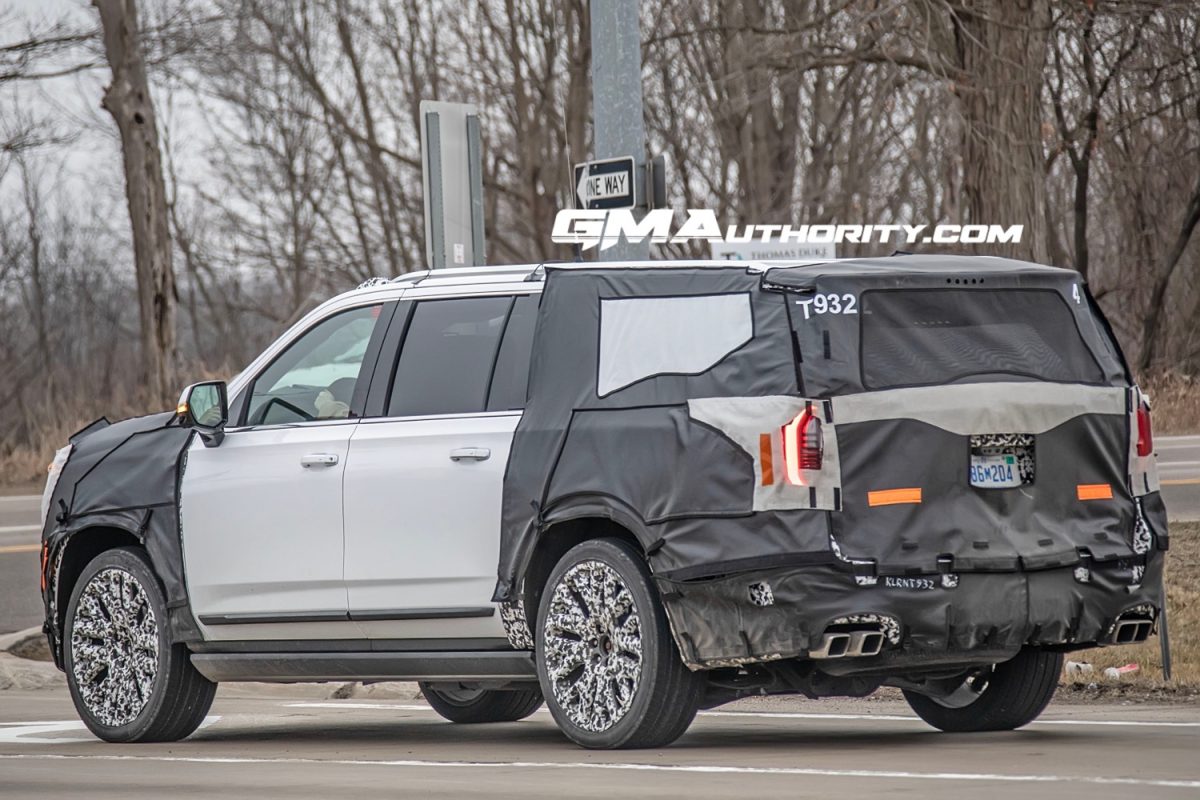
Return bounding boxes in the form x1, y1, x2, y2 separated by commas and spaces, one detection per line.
1, 434, 1198, 634
0, 690, 1196, 798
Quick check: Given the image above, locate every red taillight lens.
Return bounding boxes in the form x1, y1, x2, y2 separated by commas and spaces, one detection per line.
782, 408, 823, 484
1136, 404, 1153, 458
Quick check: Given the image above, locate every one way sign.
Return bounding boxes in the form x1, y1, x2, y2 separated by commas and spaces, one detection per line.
574, 156, 636, 210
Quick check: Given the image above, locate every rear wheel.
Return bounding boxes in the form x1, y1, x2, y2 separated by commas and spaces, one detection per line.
535, 537, 704, 749
902, 648, 1063, 732
64, 546, 216, 742
419, 682, 543, 723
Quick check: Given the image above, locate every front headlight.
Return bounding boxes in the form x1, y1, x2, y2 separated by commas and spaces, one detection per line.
40, 444, 73, 528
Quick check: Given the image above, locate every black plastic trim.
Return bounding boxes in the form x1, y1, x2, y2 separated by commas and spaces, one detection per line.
350, 606, 496, 622
189, 637, 514, 654
190, 651, 537, 683
199, 611, 349, 625
199, 606, 496, 626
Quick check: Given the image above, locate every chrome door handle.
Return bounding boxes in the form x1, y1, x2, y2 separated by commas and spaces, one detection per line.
449, 447, 491, 462
300, 453, 339, 468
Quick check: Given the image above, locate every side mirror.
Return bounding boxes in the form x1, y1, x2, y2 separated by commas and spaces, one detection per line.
177, 381, 228, 447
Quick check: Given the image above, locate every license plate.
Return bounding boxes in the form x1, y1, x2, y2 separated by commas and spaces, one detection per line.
969, 454, 1021, 489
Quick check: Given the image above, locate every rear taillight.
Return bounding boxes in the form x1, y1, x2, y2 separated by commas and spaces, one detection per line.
1136, 404, 1153, 458
782, 407, 823, 484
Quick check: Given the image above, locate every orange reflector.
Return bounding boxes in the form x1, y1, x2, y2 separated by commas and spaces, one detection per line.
1077, 483, 1113, 501
759, 433, 774, 486
868, 488, 922, 507
40, 543, 48, 592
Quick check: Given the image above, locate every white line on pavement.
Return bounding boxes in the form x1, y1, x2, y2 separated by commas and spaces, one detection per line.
283, 702, 1200, 728
0, 525, 40, 534
0, 496, 39, 503
0, 752, 1196, 789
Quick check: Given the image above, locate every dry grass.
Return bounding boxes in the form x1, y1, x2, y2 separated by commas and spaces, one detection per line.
1062, 522, 1200, 695
0, 363, 233, 488
1140, 370, 1200, 435
0, 402, 151, 488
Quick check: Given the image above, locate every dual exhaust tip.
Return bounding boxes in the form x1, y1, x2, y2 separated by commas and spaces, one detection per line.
1109, 617, 1153, 645
808, 627, 886, 660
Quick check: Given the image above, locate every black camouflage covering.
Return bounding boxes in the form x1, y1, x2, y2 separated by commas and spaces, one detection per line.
497, 255, 1168, 669
40, 412, 199, 661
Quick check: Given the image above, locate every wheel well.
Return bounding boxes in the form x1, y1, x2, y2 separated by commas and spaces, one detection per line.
54, 527, 141, 632
521, 517, 644, 633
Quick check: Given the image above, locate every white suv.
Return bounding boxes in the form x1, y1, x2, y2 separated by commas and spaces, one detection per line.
39, 257, 1168, 749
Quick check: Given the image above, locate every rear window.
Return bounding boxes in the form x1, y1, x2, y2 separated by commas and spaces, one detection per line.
859, 289, 1104, 389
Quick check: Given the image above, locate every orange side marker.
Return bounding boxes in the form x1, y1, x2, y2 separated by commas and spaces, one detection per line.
1077, 483, 1113, 501
868, 488, 923, 507
759, 433, 774, 486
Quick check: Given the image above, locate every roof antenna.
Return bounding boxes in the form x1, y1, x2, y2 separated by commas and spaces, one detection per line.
889, 250, 912, 257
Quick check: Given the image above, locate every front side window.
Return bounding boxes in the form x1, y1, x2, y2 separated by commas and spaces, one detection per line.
387, 297, 511, 417
246, 304, 381, 425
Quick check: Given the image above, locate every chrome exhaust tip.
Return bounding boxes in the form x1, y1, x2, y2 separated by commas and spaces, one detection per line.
809, 632, 851, 659
847, 630, 885, 657
1110, 618, 1153, 644
809, 626, 887, 659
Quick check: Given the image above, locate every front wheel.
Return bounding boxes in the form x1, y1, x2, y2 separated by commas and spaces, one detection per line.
419, 682, 543, 723
535, 537, 704, 749
64, 546, 216, 742
902, 648, 1063, 732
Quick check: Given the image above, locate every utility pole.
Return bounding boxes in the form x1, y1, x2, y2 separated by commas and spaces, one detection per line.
589, 0, 649, 261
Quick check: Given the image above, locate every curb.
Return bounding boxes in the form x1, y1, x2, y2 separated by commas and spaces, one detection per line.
0, 626, 47, 657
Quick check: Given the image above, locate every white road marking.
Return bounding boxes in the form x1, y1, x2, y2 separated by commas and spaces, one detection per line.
0, 752, 1196, 788
0, 720, 90, 744
0, 495, 39, 503
0, 716, 220, 745
0, 524, 40, 534
284, 702, 1200, 728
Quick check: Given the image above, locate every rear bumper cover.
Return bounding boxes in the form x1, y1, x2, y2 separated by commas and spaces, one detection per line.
658, 551, 1165, 671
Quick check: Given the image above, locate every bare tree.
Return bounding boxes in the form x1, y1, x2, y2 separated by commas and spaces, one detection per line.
94, 0, 178, 402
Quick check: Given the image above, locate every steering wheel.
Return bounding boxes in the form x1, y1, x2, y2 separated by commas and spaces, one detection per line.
256, 396, 315, 424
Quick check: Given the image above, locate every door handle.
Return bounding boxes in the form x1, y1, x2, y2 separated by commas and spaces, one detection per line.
300, 453, 339, 468
449, 447, 491, 462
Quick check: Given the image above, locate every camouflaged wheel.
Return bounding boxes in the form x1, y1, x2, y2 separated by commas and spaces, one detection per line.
64, 546, 216, 742
535, 538, 703, 749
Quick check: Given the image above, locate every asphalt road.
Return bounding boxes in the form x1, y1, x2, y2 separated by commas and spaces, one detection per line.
0, 494, 41, 635
1, 435, 1198, 634
0, 691, 1197, 798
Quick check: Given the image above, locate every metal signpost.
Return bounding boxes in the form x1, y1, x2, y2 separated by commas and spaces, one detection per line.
420, 100, 486, 270
588, 0, 650, 261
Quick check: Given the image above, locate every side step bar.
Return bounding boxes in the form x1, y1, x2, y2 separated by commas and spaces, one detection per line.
809, 628, 886, 660
190, 651, 537, 683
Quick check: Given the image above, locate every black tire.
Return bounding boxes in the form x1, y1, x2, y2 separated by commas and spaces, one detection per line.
64, 546, 216, 743
419, 683, 543, 723
902, 648, 1063, 732
535, 537, 704, 749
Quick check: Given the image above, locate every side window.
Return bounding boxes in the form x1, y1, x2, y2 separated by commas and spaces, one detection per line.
387, 297, 511, 417
246, 305, 381, 425
487, 294, 538, 411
